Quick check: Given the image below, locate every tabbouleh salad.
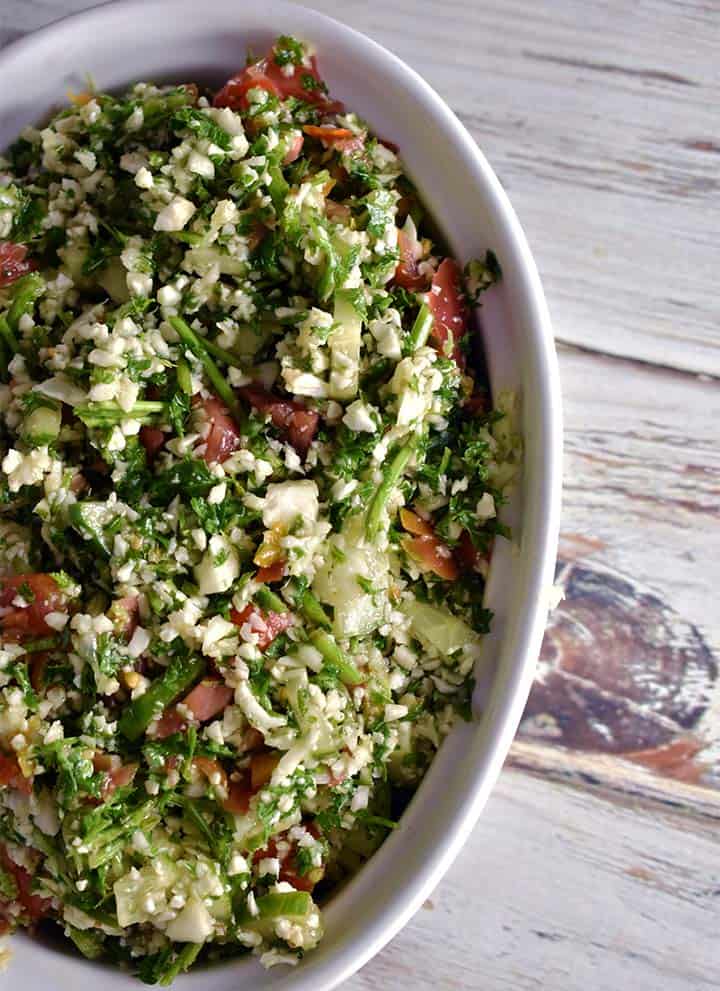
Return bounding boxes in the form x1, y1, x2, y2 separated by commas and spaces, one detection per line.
0, 35, 519, 984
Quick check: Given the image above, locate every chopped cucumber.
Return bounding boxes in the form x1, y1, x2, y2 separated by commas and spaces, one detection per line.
401, 598, 479, 657
329, 290, 362, 400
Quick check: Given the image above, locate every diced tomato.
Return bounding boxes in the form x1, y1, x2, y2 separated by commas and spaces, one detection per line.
154, 706, 187, 740
400, 510, 459, 581
244, 727, 265, 752
404, 535, 460, 581
230, 603, 293, 651
0, 574, 65, 641
302, 124, 364, 153
100, 762, 138, 801
250, 752, 279, 791
239, 384, 319, 458
183, 678, 233, 722
325, 200, 351, 223
214, 46, 341, 113
199, 395, 241, 464
464, 390, 489, 416
454, 530, 491, 574
0, 754, 32, 794
394, 228, 428, 291
399, 507, 434, 537
426, 258, 469, 367
0, 243, 35, 288
112, 594, 139, 640
253, 833, 322, 892
0, 845, 52, 923
222, 774, 252, 814
283, 132, 304, 164
255, 560, 286, 584
193, 756, 228, 793
139, 426, 166, 462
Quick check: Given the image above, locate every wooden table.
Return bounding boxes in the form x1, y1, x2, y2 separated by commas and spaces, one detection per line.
2, 2, 718, 987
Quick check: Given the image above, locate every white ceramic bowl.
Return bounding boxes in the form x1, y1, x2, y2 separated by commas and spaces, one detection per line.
0, 2, 562, 987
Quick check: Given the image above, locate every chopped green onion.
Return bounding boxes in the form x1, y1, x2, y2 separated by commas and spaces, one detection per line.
365, 438, 417, 540
168, 315, 245, 427
118, 654, 206, 741
310, 630, 363, 686
404, 301, 433, 353
76, 400, 166, 428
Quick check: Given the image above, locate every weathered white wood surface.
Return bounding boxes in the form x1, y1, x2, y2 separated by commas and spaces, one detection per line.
2, 1, 719, 989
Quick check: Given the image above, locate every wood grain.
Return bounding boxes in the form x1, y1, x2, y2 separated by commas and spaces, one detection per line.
348, 769, 720, 991
1, 3, 719, 989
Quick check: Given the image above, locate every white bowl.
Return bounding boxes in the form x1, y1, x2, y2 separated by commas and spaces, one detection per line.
0, 2, 562, 987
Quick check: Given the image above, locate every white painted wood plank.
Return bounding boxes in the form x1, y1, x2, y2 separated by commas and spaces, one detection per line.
2, 0, 718, 373
345, 768, 720, 991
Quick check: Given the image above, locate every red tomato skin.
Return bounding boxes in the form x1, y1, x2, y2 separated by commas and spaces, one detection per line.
230, 604, 292, 651
427, 258, 469, 367
403, 535, 460, 581
0, 574, 65, 640
154, 706, 187, 740
183, 678, 234, 722
283, 133, 304, 164
139, 426, 166, 462
199, 395, 241, 464
0, 243, 35, 287
0, 754, 32, 794
222, 775, 252, 814
0, 845, 52, 923
213, 49, 340, 112
255, 560, 286, 584
394, 228, 428, 291
100, 762, 138, 801
239, 385, 319, 458
302, 124, 364, 153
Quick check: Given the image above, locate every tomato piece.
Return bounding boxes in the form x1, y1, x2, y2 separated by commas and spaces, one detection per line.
464, 389, 489, 416
325, 200, 351, 223
230, 603, 293, 651
0, 574, 65, 640
454, 530, 491, 574
250, 752, 279, 791
193, 756, 228, 793
139, 425, 166, 462
100, 762, 138, 801
426, 258, 469, 367
0, 845, 52, 923
154, 706, 187, 740
239, 384, 319, 458
399, 507, 434, 537
0, 243, 35, 288
302, 124, 364, 152
183, 678, 233, 722
0, 754, 32, 794
255, 559, 286, 584
222, 774, 252, 814
394, 228, 428, 291
283, 132, 304, 164
198, 395, 241, 464
253, 833, 322, 892
400, 511, 459, 580
214, 47, 341, 112
404, 535, 460, 581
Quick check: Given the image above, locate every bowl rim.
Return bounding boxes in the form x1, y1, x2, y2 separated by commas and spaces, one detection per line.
0, 2, 563, 987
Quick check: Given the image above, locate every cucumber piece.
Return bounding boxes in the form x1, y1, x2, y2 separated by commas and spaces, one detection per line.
400, 598, 478, 657
21, 402, 61, 447
329, 290, 362, 400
